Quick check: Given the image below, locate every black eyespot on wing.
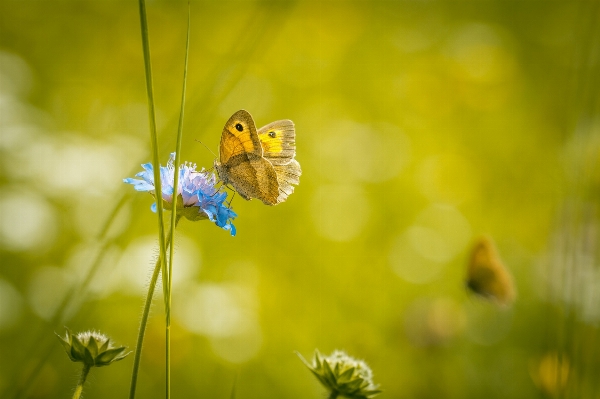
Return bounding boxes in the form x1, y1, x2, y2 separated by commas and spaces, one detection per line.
235, 123, 243, 132
268, 131, 277, 138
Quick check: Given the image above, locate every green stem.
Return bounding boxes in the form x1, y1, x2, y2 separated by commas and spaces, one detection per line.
166, 323, 171, 399
72, 364, 91, 399
166, 6, 190, 399
328, 392, 339, 399
138, 0, 168, 311
129, 218, 180, 399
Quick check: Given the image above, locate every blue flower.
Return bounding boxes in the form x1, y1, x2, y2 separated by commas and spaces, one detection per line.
124, 153, 237, 235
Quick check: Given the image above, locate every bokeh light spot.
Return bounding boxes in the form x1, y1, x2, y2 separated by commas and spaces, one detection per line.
114, 235, 200, 295
0, 124, 40, 152
390, 204, 471, 283
0, 189, 57, 252
0, 51, 33, 97
175, 280, 262, 363
8, 132, 145, 201
407, 225, 453, 263
317, 120, 410, 183
179, 284, 241, 337
389, 232, 446, 284
415, 203, 472, 254
311, 184, 370, 242
209, 321, 262, 364
447, 23, 515, 83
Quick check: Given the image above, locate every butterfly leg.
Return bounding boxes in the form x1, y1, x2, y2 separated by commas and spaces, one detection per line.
212, 182, 237, 207
227, 190, 237, 208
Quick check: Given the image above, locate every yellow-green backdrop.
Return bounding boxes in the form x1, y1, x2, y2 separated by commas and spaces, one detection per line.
1, 1, 599, 398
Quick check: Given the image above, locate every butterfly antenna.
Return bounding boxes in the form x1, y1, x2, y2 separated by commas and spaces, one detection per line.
194, 139, 218, 158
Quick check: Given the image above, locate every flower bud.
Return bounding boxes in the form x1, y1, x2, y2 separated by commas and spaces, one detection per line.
56, 327, 130, 368
298, 350, 381, 399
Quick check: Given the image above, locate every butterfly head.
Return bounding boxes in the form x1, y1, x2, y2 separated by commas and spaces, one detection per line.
213, 159, 227, 183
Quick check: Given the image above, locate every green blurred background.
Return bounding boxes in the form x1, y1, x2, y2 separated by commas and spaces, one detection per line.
1, 1, 599, 398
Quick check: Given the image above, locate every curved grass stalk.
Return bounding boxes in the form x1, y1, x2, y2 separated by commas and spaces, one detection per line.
137, 0, 168, 309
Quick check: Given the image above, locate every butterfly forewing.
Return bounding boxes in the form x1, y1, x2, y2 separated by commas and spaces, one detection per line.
219, 110, 263, 164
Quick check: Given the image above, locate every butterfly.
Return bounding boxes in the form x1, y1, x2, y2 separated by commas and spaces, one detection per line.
466, 236, 516, 306
214, 109, 301, 205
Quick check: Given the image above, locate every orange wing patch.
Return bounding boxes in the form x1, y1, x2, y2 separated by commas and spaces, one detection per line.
219, 110, 262, 164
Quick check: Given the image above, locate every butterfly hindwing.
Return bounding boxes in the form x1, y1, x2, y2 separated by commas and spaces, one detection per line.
274, 159, 301, 203
257, 119, 302, 202
257, 120, 296, 165
225, 154, 279, 205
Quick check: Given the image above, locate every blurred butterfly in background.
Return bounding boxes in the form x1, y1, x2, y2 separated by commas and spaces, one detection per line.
466, 236, 516, 307
214, 109, 301, 205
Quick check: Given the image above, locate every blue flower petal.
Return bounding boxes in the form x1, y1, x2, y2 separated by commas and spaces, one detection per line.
204, 207, 216, 222
141, 163, 153, 172
123, 178, 155, 192
226, 223, 236, 236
